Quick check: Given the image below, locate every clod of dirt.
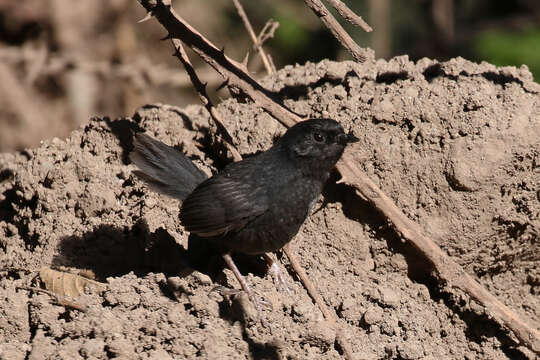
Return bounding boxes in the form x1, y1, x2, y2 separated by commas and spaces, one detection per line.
0, 56, 538, 359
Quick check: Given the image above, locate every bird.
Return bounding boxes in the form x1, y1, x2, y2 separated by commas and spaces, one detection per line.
129, 118, 357, 326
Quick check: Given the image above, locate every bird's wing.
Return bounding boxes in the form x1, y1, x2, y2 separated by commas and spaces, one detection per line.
179, 173, 268, 237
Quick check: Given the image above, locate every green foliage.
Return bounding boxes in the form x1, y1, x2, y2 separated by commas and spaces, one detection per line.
273, 13, 310, 50
472, 28, 540, 81
271, 10, 339, 65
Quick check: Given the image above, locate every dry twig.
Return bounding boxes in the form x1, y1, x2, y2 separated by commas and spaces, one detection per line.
257, 20, 280, 48
137, 0, 302, 127
136, 0, 540, 355
303, 0, 368, 62
231, 0, 275, 75
325, 0, 372, 32
171, 39, 242, 162
283, 243, 355, 359
257, 20, 280, 73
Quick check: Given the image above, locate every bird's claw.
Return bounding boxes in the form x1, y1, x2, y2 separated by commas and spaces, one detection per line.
211, 286, 272, 328
251, 295, 272, 330
268, 261, 292, 296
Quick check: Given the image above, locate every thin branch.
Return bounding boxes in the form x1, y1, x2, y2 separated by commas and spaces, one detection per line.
325, 0, 372, 32
171, 39, 242, 162
138, 0, 301, 127
232, 0, 275, 75
136, 0, 540, 355
335, 153, 540, 355
257, 20, 280, 48
256, 20, 279, 74
283, 244, 355, 360
303, 0, 366, 62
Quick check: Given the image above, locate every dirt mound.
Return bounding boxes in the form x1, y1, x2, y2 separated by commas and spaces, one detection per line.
0, 56, 538, 359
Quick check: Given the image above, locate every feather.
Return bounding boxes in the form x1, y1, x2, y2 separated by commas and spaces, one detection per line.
180, 175, 268, 238
130, 133, 207, 200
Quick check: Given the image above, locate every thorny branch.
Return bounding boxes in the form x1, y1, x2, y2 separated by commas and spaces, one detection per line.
138, 0, 302, 127
171, 39, 242, 162
303, 0, 369, 62
136, 0, 540, 355
232, 0, 276, 75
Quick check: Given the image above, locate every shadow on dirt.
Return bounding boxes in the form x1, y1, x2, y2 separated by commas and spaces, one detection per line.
53, 218, 269, 280
53, 218, 279, 359
52, 219, 190, 279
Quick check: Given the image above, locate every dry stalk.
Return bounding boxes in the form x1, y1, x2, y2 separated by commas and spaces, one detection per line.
231, 0, 275, 75
303, 0, 367, 62
325, 0, 372, 32
136, 0, 540, 355
257, 20, 280, 49
283, 243, 355, 359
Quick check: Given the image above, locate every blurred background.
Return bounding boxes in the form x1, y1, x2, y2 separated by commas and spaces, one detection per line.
0, 0, 539, 152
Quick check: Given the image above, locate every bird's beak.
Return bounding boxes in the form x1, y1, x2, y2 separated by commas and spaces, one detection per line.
337, 132, 359, 145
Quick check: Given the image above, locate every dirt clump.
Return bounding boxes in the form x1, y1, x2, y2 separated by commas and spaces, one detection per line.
0, 56, 539, 359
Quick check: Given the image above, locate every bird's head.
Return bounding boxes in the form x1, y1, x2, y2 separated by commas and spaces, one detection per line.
278, 118, 357, 173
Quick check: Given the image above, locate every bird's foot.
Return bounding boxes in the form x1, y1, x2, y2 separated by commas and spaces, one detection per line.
211, 286, 272, 310
222, 253, 272, 330
248, 292, 272, 329
264, 253, 292, 296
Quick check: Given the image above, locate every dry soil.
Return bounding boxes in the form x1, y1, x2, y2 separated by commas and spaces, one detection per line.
0, 55, 539, 359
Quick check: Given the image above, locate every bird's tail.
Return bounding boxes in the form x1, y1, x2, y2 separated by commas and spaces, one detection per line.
129, 133, 208, 201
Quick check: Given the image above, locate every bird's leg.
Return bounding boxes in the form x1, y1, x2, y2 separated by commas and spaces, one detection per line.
263, 253, 292, 295
222, 253, 269, 328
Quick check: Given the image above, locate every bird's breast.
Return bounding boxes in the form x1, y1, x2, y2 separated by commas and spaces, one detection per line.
224, 175, 323, 255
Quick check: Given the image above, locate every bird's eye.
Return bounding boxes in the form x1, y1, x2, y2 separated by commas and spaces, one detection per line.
313, 132, 324, 142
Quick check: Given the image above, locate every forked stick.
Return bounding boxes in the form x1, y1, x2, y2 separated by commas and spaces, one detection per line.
136, 0, 540, 355
138, 0, 301, 126
231, 0, 275, 75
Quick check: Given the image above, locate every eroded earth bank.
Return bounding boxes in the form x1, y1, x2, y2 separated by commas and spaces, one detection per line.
1, 55, 539, 359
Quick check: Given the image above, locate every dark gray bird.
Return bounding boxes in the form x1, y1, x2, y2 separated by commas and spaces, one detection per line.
130, 118, 357, 326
